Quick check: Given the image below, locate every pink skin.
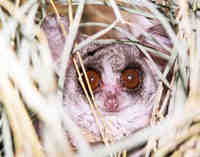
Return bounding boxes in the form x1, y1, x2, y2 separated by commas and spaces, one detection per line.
104, 92, 119, 112
101, 82, 121, 112
99, 59, 122, 112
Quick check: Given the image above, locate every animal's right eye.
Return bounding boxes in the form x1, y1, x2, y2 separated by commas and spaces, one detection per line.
121, 68, 142, 90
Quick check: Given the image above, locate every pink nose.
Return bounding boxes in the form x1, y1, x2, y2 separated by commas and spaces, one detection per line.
104, 95, 119, 112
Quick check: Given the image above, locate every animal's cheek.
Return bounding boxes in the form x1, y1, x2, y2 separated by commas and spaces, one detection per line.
63, 93, 92, 117
115, 91, 147, 111
93, 93, 105, 110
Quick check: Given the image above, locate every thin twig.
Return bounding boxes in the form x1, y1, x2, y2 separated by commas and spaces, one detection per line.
108, 0, 125, 23
153, 124, 200, 157
119, 5, 155, 19
49, 0, 67, 36
74, 20, 119, 52
74, 53, 124, 157
68, 0, 74, 26
79, 23, 170, 60
72, 58, 110, 147
159, 64, 176, 115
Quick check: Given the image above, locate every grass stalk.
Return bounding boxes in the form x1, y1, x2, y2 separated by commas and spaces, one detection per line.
68, 0, 74, 25
49, 0, 67, 36
2, 112, 14, 157
58, 0, 85, 96
0, 70, 45, 157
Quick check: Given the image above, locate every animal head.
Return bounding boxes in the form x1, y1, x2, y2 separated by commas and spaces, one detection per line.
42, 9, 171, 142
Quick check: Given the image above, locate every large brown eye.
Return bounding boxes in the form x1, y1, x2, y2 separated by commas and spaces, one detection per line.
86, 69, 101, 91
121, 68, 142, 89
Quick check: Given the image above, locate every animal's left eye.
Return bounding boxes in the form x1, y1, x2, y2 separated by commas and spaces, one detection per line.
85, 69, 101, 91
121, 68, 142, 89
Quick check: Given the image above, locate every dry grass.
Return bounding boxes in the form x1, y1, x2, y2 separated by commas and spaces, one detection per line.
0, 0, 199, 157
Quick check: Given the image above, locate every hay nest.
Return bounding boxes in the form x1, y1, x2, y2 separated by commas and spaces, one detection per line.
0, 0, 199, 157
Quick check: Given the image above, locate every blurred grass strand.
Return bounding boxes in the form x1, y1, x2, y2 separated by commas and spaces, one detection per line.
68, 0, 74, 25
61, 109, 92, 156
0, 12, 45, 157
91, 104, 200, 157
2, 112, 14, 157
58, 0, 85, 97
0, 63, 45, 157
153, 124, 200, 157
46, 1, 95, 155
89, 119, 171, 157
0, 1, 75, 156
179, 0, 200, 97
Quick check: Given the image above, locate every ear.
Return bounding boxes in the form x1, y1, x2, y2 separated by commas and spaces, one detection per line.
41, 13, 107, 75
146, 24, 172, 48
41, 14, 69, 62
138, 24, 172, 56
138, 24, 172, 69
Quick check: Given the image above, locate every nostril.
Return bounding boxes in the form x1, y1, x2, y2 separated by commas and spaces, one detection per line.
104, 95, 119, 112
